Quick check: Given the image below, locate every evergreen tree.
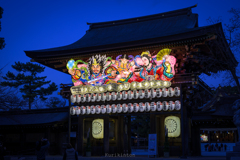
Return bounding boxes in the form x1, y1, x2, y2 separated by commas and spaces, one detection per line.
0, 6, 5, 50
0, 62, 58, 109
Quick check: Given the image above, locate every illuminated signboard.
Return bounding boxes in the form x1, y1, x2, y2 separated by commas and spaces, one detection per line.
92, 119, 104, 139
165, 116, 181, 137
67, 49, 176, 94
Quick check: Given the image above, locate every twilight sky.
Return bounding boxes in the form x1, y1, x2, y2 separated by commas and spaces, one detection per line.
1, 0, 240, 100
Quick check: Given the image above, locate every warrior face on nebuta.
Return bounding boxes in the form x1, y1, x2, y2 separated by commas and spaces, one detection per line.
87, 55, 106, 78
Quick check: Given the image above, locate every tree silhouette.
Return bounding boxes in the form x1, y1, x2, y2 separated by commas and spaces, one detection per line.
0, 62, 58, 109
0, 6, 5, 50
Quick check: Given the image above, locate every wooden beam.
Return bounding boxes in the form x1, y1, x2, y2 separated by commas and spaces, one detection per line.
54, 63, 66, 68
62, 69, 68, 72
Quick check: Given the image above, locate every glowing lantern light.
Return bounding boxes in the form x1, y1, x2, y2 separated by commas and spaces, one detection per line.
156, 88, 162, 98
101, 93, 106, 101
145, 102, 150, 112
175, 100, 181, 110
112, 104, 117, 113
128, 90, 133, 99
76, 95, 81, 103
133, 103, 139, 112
86, 94, 91, 102
122, 103, 128, 113
92, 119, 104, 139
91, 105, 95, 114
117, 104, 122, 113
130, 81, 137, 90
70, 106, 75, 115
91, 93, 96, 102
101, 105, 106, 114
106, 104, 111, 114
139, 102, 145, 112
117, 92, 122, 100
76, 106, 81, 115
133, 90, 139, 99
122, 91, 128, 100
86, 106, 91, 114
71, 95, 77, 103
151, 88, 156, 98
112, 92, 117, 100
139, 90, 144, 99
81, 106, 86, 115
150, 102, 156, 111
168, 87, 174, 97
163, 101, 169, 111
96, 93, 101, 102
144, 89, 150, 98
156, 101, 163, 111
168, 101, 175, 111
128, 103, 133, 112
174, 87, 180, 96
165, 116, 181, 137
81, 94, 86, 102
162, 88, 168, 97
106, 92, 111, 101
96, 105, 101, 114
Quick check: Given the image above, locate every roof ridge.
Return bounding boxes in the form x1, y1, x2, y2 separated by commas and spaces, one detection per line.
87, 4, 197, 30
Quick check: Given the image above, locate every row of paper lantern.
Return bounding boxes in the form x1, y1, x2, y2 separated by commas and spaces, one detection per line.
71, 87, 180, 103
70, 100, 181, 115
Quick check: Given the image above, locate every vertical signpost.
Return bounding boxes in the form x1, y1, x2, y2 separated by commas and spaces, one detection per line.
148, 134, 158, 157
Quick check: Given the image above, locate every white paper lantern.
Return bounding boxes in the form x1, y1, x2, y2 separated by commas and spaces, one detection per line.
91, 93, 96, 102
156, 101, 163, 111
133, 103, 139, 112
91, 105, 95, 114
112, 104, 117, 113
151, 89, 156, 98
150, 102, 156, 111
71, 95, 77, 103
117, 104, 122, 113
81, 106, 86, 115
168, 87, 174, 97
156, 88, 162, 98
133, 90, 139, 99
117, 92, 122, 100
162, 101, 169, 111
174, 87, 180, 96
168, 101, 175, 111
122, 103, 128, 113
162, 88, 168, 97
122, 91, 128, 100
145, 102, 150, 112
106, 104, 111, 114
128, 103, 133, 112
76, 106, 81, 115
86, 93, 91, 102
96, 105, 101, 114
139, 102, 145, 112
106, 92, 111, 101
76, 95, 81, 103
92, 119, 104, 139
139, 90, 145, 99
175, 100, 181, 110
128, 90, 133, 99
101, 105, 106, 114
112, 92, 117, 101
81, 94, 86, 102
96, 93, 101, 102
165, 116, 181, 137
70, 106, 75, 115
101, 93, 106, 101
86, 106, 91, 114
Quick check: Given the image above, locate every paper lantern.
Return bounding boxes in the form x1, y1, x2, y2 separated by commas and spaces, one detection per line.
81, 94, 86, 102
122, 103, 128, 113
101, 105, 106, 114
128, 90, 133, 99
156, 101, 163, 111
91, 93, 96, 102
86, 93, 91, 102
96, 93, 101, 102
76, 106, 81, 115
139, 102, 145, 112
76, 95, 81, 103
168, 87, 174, 97
150, 102, 156, 111
165, 116, 181, 137
162, 88, 168, 97
144, 89, 150, 98
86, 106, 91, 114
151, 88, 156, 98
122, 91, 128, 100
96, 105, 101, 114
174, 87, 180, 96
106, 92, 111, 101
133, 103, 139, 112
106, 104, 111, 114
81, 106, 86, 115
112, 92, 117, 101
175, 100, 181, 110
145, 102, 150, 112
117, 104, 122, 113
71, 95, 77, 103
168, 101, 175, 111
128, 103, 133, 112
70, 106, 75, 115
92, 119, 104, 139
156, 88, 162, 98
163, 101, 169, 111
139, 90, 144, 99
112, 104, 117, 113
91, 105, 95, 114
133, 90, 139, 99
101, 93, 106, 101
117, 92, 122, 100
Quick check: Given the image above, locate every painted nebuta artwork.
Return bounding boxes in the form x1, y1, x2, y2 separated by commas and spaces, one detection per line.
66, 48, 176, 86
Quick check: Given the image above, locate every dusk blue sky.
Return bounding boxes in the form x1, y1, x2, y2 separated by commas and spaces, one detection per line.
1, 0, 240, 102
